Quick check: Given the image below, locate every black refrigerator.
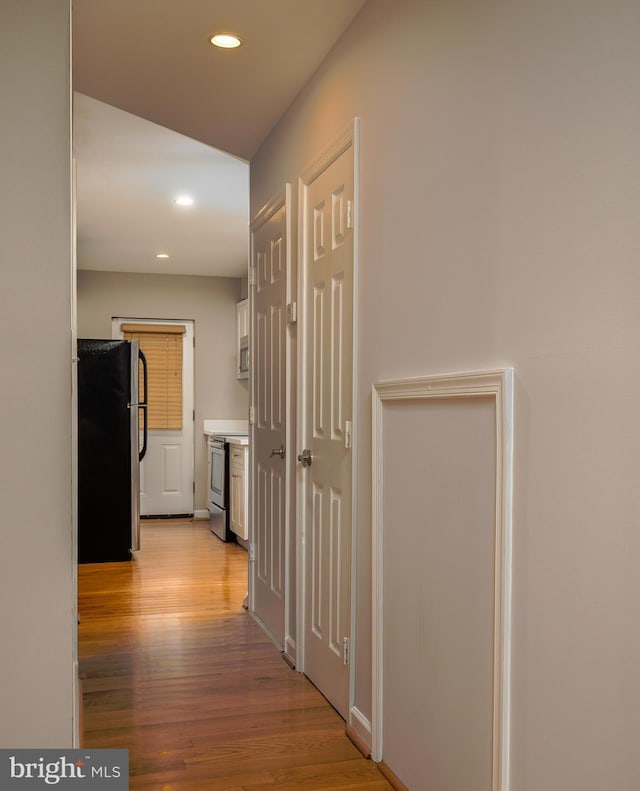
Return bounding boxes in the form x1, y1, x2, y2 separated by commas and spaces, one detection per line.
77, 339, 148, 563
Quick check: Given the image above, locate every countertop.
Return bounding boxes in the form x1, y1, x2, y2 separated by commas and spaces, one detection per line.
226, 436, 249, 447
203, 419, 248, 436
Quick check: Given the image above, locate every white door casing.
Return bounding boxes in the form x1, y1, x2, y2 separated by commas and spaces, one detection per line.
298, 121, 358, 718
113, 318, 194, 516
249, 186, 292, 651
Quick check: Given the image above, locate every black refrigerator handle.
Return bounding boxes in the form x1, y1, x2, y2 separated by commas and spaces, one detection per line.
138, 349, 148, 462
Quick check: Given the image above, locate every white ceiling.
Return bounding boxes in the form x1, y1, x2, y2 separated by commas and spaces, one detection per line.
72, 0, 367, 278
74, 93, 250, 277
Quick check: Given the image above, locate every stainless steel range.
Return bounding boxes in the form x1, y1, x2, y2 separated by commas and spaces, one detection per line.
207, 431, 248, 541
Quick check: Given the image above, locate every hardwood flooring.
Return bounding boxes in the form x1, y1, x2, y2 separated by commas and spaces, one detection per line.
78, 520, 392, 790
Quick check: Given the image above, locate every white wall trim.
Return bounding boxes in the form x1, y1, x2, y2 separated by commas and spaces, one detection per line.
284, 635, 297, 666
299, 119, 358, 186
250, 186, 288, 232
73, 660, 80, 747
371, 368, 514, 791
349, 705, 372, 751
349, 118, 361, 723
250, 611, 284, 652
283, 182, 295, 668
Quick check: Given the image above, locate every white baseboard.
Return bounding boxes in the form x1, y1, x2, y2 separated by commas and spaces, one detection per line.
284, 635, 297, 668
73, 659, 81, 747
349, 705, 372, 750
193, 509, 209, 520
250, 611, 284, 652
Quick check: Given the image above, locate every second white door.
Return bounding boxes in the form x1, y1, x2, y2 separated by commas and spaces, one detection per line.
113, 318, 194, 516
299, 126, 356, 718
250, 192, 290, 647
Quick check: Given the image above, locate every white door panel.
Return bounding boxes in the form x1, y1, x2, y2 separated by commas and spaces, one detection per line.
160, 440, 182, 492
250, 191, 290, 647
300, 130, 355, 718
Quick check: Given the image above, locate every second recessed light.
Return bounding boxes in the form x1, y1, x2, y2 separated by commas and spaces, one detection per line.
174, 196, 194, 206
210, 32, 242, 49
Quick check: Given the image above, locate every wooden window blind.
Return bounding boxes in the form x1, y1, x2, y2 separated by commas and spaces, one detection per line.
122, 323, 186, 430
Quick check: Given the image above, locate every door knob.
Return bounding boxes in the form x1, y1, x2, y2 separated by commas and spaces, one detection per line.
297, 448, 312, 467
270, 445, 285, 459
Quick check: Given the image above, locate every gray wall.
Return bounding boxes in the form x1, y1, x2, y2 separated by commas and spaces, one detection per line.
77, 270, 248, 511
250, 1, 640, 788
0, 0, 75, 746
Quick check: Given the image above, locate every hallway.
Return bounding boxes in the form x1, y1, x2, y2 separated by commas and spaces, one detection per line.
78, 520, 391, 790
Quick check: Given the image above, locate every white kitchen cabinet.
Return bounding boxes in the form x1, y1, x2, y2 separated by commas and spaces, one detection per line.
236, 299, 249, 379
229, 444, 248, 540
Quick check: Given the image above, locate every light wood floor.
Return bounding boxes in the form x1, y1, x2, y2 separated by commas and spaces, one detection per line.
78, 520, 392, 790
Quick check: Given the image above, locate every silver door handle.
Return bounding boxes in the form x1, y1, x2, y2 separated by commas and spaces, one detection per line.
297, 448, 312, 467
270, 445, 285, 459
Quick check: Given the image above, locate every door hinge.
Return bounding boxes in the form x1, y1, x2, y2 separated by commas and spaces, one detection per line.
248, 268, 256, 287
287, 301, 297, 324
345, 420, 352, 449
249, 543, 255, 562
346, 200, 354, 230
249, 405, 255, 425
193, 481, 195, 494
193, 409, 196, 422
193, 336, 196, 348
343, 637, 350, 666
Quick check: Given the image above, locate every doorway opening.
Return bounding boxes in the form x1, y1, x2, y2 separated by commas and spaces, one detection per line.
113, 317, 195, 518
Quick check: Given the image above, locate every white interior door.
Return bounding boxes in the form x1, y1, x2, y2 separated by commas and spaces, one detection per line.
113, 318, 194, 516
299, 126, 356, 718
250, 190, 290, 648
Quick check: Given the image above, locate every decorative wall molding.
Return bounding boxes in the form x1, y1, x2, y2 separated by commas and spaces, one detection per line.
250, 186, 288, 232
371, 369, 514, 790
299, 118, 359, 188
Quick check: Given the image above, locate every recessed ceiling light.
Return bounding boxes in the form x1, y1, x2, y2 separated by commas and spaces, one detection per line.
156, 253, 170, 259
210, 33, 242, 49
174, 196, 194, 206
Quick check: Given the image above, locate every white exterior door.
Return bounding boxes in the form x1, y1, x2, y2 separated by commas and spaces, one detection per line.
299, 126, 356, 718
250, 190, 290, 648
113, 318, 194, 516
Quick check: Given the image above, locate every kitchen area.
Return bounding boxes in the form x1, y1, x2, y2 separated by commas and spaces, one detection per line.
77, 269, 251, 541
204, 296, 250, 546
205, 418, 249, 546
75, 90, 252, 549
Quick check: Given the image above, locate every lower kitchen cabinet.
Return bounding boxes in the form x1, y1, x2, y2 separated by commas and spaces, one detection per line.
229, 444, 248, 541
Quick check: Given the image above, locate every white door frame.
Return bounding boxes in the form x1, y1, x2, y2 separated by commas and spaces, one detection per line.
112, 316, 195, 516
248, 184, 296, 658
296, 118, 360, 721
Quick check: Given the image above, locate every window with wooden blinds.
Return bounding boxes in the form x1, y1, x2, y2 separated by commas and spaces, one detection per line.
122, 324, 186, 430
